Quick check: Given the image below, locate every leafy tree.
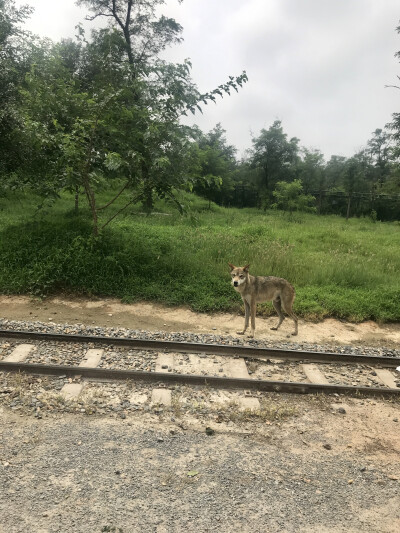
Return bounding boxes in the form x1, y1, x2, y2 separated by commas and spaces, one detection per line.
297, 148, 325, 214
271, 179, 316, 214
249, 120, 300, 204
18, 0, 247, 234
325, 155, 347, 189
0, 0, 35, 188
367, 128, 392, 190
342, 154, 368, 220
192, 123, 237, 207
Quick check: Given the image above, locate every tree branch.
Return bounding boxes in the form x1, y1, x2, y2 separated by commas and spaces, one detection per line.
101, 192, 143, 230
112, 0, 126, 33
85, 12, 114, 21
96, 181, 130, 210
126, 0, 133, 28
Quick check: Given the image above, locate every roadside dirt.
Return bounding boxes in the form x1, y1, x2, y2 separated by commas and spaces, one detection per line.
1, 393, 399, 532
1, 294, 400, 347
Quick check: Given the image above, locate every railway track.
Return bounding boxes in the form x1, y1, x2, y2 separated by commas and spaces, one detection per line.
0, 329, 399, 404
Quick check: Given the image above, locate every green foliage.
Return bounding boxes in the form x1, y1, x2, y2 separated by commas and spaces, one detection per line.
271, 179, 316, 214
191, 124, 237, 206
6, 0, 247, 235
249, 120, 300, 202
0, 0, 35, 186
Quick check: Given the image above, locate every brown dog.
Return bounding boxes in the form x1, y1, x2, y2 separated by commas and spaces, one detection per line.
229, 263, 298, 338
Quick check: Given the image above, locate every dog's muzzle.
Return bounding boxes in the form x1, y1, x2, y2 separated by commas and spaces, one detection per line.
233, 281, 238, 287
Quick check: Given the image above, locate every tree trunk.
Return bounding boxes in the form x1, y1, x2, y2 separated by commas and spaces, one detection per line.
74, 186, 79, 214
318, 189, 322, 215
346, 194, 351, 221
83, 178, 98, 236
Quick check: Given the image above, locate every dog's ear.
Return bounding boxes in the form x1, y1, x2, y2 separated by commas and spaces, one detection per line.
228, 262, 235, 271
243, 264, 250, 272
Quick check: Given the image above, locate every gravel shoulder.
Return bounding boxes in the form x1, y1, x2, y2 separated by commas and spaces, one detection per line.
0, 296, 399, 533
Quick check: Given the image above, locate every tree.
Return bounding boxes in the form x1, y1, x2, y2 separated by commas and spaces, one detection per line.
18, 0, 248, 234
77, 0, 184, 73
342, 154, 367, 220
297, 148, 325, 214
249, 120, 300, 204
325, 155, 347, 189
0, 0, 35, 188
192, 123, 237, 207
367, 128, 392, 190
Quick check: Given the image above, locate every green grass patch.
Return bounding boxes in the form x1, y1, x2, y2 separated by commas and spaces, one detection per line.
0, 188, 399, 321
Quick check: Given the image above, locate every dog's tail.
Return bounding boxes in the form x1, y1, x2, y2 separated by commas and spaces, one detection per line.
289, 282, 296, 301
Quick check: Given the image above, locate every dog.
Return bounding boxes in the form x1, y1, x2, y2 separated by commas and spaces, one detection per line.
228, 263, 298, 338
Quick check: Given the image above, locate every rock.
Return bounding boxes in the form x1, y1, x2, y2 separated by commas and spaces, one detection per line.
323, 444, 332, 450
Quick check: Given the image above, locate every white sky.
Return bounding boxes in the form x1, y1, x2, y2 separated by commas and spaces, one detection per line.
15, 0, 400, 160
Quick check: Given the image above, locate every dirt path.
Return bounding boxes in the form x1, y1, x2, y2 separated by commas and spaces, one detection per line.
1, 392, 399, 532
1, 295, 400, 347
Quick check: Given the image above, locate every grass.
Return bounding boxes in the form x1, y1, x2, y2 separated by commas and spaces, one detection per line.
0, 187, 399, 321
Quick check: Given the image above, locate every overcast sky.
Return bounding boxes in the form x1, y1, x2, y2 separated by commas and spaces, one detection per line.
15, 0, 400, 160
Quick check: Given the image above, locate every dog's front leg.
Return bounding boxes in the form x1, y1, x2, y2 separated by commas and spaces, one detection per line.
248, 299, 256, 338
237, 298, 250, 335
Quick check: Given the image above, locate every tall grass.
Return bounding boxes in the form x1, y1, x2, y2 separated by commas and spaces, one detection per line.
0, 189, 399, 321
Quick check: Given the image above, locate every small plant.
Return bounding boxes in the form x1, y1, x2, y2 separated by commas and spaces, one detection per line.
271, 179, 316, 214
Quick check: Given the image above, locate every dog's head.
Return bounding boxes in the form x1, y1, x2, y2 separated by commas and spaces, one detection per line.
228, 263, 250, 288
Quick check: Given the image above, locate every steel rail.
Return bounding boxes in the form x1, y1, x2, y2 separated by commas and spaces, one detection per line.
0, 361, 399, 397
0, 329, 399, 367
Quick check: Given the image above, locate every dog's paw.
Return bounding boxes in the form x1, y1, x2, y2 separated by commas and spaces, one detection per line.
270, 327, 278, 331
236, 331, 245, 335
291, 332, 298, 336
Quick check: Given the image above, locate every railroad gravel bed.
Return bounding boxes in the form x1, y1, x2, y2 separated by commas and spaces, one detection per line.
1, 319, 399, 421
250, 359, 306, 382
23, 341, 88, 365
99, 347, 157, 371
324, 364, 387, 388
1, 318, 400, 358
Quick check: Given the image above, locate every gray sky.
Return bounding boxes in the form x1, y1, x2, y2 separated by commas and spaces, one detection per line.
16, 0, 400, 160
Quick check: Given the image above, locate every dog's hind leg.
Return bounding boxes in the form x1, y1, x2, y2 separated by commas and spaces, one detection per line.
281, 299, 298, 336
271, 298, 285, 331
237, 299, 250, 335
